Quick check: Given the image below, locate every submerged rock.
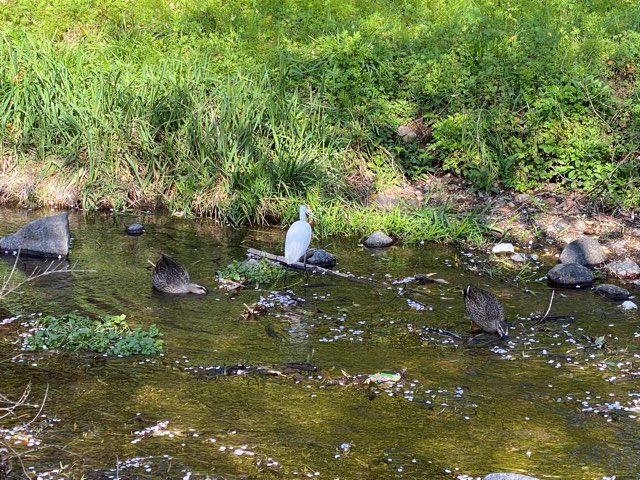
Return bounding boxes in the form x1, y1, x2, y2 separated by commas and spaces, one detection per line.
363, 230, 394, 248
605, 258, 640, 280
126, 223, 145, 236
547, 263, 594, 287
0, 212, 70, 258
483, 475, 540, 480
559, 237, 606, 266
621, 300, 638, 310
511, 252, 538, 263
305, 248, 337, 268
594, 284, 631, 301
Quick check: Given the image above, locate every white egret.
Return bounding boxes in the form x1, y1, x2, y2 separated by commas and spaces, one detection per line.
284, 205, 312, 264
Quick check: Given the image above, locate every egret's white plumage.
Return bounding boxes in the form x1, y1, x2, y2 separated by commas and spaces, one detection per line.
284, 205, 312, 264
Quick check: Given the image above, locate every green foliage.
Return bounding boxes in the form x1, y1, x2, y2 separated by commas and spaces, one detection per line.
23, 313, 164, 356
309, 201, 491, 246
1, 0, 640, 226
217, 259, 287, 286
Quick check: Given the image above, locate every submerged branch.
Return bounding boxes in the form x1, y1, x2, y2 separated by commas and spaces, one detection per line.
0, 251, 96, 300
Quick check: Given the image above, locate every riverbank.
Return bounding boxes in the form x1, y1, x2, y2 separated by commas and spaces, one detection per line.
1, 0, 639, 247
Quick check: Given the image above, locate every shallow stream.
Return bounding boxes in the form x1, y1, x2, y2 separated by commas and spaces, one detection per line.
0, 209, 638, 479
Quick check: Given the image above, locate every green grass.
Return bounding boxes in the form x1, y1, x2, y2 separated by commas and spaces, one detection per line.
1, 0, 639, 240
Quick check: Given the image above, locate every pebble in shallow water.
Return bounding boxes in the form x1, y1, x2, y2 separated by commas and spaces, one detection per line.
594, 283, 631, 301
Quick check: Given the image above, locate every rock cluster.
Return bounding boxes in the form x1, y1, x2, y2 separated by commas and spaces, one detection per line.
542, 236, 640, 307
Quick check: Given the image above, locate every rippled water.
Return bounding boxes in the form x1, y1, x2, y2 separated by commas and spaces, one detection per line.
0, 208, 638, 479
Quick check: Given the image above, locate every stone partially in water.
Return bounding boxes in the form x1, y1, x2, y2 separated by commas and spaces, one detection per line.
126, 223, 145, 236
491, 242, 515, 254
559, 237, 606, 267
605, 258, 640, 280
621, 300, 638, 310
0, 212, 70, 258
306, 248, 337, 268
483, 475, 540, 480
547, 263, 594, 287
594, 284, 631, 301
363, 230, 394, 248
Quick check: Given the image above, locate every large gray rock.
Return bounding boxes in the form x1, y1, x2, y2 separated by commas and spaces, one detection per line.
547, 263, 594, 287
364, 230, 394, 248
0, 212, 71, 258
560, 237, 606, 266
605, 259, 640, 280
306, 248, 337, 268
483, 475, 540, 480
594, 284, 630, 301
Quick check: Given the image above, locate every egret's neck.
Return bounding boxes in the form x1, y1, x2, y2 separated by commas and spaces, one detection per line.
299, 206, 307, 222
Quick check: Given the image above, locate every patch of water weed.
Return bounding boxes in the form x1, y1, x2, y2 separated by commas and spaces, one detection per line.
22, 313, 163, 356
217, 259, 287, 288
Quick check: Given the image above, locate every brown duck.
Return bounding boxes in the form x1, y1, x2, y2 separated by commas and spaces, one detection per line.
152, 254, 208, 294
463, 285, 508, 340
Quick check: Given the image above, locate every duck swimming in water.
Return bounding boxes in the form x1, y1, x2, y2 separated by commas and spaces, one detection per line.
152, 253, 208, 294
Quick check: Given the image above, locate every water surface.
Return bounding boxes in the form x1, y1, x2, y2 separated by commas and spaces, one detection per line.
0, 209, 638, 479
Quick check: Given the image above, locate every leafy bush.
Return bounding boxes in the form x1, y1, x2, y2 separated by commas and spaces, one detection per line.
23, 313, 163, 356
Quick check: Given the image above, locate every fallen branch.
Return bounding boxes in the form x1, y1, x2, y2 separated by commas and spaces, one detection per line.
246, 248, 377, 286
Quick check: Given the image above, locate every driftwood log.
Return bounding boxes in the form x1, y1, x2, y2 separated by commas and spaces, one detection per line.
246, 247, 375, 285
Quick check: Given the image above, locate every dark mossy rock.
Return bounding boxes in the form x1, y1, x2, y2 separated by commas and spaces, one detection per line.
0, 212, 70, 258
363, 230, 394, 248
560, 237, 606, 267
305, 248, 337, 268
547, 263, 594, 287
126, 223, 145, 236
594, 284, 631, 301
605, 259, 640, 280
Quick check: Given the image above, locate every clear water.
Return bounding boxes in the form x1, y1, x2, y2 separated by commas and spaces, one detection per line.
0, 209, 638, 479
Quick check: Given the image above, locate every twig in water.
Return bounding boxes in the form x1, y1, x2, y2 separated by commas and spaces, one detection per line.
530, 290, 556, 325
0, 250, 95, 300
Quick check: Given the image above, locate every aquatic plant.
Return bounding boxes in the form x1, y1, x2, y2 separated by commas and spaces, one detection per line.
217, 259, 287, 287
23, 313, 163, 356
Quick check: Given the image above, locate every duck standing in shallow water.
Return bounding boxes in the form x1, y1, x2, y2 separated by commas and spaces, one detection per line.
152, 253, 208, 294
463, 285, 508, 340
284, 205, 312, 264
